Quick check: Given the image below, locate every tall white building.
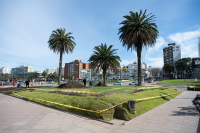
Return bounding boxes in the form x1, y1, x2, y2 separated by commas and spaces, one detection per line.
163, 43, 181, 66
11, 65, 34, 79
198, 37, 200, 57
0, 67, 9, 74
57, 66, 64, 76
49, 68, 58, 74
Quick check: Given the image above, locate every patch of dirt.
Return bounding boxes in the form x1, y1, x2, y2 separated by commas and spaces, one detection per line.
132, 89, 145, 93
95, 82, 107, 86
57, 82, 88, 89
0, 88, 28, 95
48, 91, 124, 97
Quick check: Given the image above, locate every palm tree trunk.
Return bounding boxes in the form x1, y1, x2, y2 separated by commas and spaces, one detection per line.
103, 69, 106, 84
58, 51, 63, 85
137, 46, 142, 86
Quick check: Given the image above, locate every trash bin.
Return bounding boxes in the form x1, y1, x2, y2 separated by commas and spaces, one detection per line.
127, 100, 136, 113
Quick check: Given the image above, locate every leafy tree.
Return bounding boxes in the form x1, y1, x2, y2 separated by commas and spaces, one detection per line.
88, 43, 121, 84
15, 76, 20, 80
42, 70, 48, 81
163, 63, 174, 78
118, 10, 159, 86
67, 76, 72, 80
175, 57, 200, 79
48, 28, 76, 85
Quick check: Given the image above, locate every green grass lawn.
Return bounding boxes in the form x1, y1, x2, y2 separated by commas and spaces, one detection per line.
33, 86, 164, 94
11, 87, 182, 121
157, 79, 200, 85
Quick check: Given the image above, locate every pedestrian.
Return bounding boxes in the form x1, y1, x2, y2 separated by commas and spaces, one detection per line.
25, 79, 30, 88
83, 78, 86, 86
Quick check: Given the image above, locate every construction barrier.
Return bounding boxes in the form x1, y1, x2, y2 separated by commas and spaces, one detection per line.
12, 91, 100, 113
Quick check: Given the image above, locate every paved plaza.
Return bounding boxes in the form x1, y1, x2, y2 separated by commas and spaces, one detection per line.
0, 91, 200, 133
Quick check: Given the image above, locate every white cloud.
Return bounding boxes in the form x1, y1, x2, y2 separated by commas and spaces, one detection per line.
120, 60, 133, 66
146, 37, 167, 53
146, 57, 164, 68
168, 28, 200, 58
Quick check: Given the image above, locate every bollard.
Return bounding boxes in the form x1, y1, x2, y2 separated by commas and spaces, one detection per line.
127, 100, 136, 113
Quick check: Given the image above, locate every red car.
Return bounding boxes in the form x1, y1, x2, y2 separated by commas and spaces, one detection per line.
148, 80, 152, 83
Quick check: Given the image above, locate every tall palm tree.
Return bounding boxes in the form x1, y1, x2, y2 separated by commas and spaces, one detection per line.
118, 10, 159, 86
48, 28, 76, 85
88, 43, 121, 84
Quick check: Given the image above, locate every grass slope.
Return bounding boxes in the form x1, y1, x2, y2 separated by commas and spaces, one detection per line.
157, 79, 200, 85
11, 88, 182, 121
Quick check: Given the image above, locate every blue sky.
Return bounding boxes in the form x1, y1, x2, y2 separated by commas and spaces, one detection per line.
0, 0, 200, 73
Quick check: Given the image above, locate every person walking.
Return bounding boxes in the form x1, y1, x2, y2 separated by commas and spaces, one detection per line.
25, 79, 30, 88
83, 78, 86, 86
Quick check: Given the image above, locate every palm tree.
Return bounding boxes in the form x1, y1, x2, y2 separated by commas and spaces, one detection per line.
88, 43, 121, 84
48, 28, 76, 85
118, 10, 159, 86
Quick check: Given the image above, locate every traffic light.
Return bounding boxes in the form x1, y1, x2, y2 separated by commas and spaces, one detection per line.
102, 77, 103, 79
73, 76, 74, 80
121, 76, 122, 79
119, 76, 120, 79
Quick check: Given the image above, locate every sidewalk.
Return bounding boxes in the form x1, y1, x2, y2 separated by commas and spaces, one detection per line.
0, 91, 199, 133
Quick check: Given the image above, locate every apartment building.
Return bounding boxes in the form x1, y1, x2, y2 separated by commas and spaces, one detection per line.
11, 65, 34, 79
163, 43, 181, 66
48, 68, 57, 74
64, 60, 89, 79
127, 62, 147, 79
0, 67, 9, 74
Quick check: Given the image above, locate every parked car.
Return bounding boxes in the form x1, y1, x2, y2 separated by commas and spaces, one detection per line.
148, 80, 152, 83
61, 81, 67, 84
129, 82, 138, 85
113, 81, 122, 85
48, 81, 54, 84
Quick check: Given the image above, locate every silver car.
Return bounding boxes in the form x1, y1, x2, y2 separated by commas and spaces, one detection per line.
48, 81, 54, 84
60, 81, 67, 84
113, 81, 122, 85
129, 82, 138, 85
